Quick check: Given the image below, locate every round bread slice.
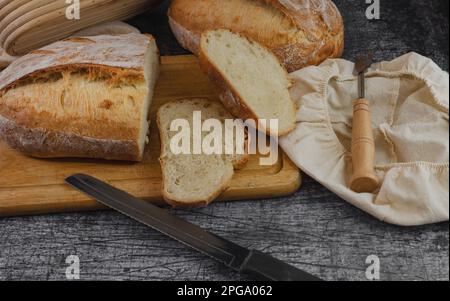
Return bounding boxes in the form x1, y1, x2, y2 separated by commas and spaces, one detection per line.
157, 98, 249, 207
199, 29, 297, 137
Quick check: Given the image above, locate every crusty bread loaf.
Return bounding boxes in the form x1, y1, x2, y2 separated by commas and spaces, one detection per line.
199, 29, 297, 137
157, 98, 249, 207
168, 0, 344, 72
0, 33, 160, 161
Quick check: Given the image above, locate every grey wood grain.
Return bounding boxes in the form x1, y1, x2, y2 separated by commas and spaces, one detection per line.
0, 0, 448, 281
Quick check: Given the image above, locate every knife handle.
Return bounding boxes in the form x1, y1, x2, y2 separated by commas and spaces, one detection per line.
240, 250, 322, 281
349, 99, 379, 193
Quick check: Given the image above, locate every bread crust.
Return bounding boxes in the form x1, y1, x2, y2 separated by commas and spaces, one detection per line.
168, 0, 344, 72
0, 34, 154, 90
0, 33, 159, 161
198, 32, 296, 137
0, 115, 140, 161
168, 16, 201, 55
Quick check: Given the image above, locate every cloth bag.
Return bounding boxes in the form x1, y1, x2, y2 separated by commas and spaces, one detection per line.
280, 52, 449, 226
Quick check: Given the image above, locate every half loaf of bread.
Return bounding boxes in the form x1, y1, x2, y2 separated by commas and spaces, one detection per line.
0, 33, 160, 161
199, 29, 297, 137
169, 0, 344, 72
157, 98, 249, 207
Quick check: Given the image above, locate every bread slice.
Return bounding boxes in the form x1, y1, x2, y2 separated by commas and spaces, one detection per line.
157, 98, 249, 207
199, 29, 297, 137
0, 33, 160, 161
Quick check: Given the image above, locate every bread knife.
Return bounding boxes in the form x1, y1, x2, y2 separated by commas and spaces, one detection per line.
66, 174, 322, 282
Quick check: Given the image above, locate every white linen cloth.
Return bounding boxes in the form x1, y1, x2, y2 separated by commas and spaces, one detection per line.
280, 53, 449, 226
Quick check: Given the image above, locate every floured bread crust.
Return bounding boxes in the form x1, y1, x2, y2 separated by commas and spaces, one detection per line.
168, 0, 344, 72
0, 115, 139, 161
0, 34, 154, 90
0, 33, 160, 161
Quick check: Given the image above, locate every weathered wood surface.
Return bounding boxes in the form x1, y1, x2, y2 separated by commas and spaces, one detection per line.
0, 0, 448, 281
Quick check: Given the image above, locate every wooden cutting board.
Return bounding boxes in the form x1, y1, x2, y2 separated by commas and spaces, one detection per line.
0, 55, 301, 217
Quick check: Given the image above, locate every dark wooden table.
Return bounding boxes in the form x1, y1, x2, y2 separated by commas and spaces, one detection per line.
0, 0, 448, 281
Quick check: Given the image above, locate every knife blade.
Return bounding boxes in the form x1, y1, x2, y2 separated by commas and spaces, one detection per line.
355, 52, 373, 99
65, 174, 322, 281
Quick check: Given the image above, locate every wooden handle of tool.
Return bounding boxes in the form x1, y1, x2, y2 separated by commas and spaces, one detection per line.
350, 99, 379, 193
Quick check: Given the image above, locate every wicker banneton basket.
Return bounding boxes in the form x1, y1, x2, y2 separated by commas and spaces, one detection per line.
0, 0, 163, 56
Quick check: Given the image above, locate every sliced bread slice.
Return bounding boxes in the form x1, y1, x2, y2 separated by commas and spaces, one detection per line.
157, 98, 249, 207
199, 29, 297, 137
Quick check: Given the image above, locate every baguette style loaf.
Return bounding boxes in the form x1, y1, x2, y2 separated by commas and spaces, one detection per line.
157, 98, 249, 207
0, 33, 160, 161
169, 0, 344, 72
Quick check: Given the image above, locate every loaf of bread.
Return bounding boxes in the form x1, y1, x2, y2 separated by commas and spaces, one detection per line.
0, 33, 160, 161
199, 29, 297, 137
168, 0, 344, 72
157, 98, 249, 207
